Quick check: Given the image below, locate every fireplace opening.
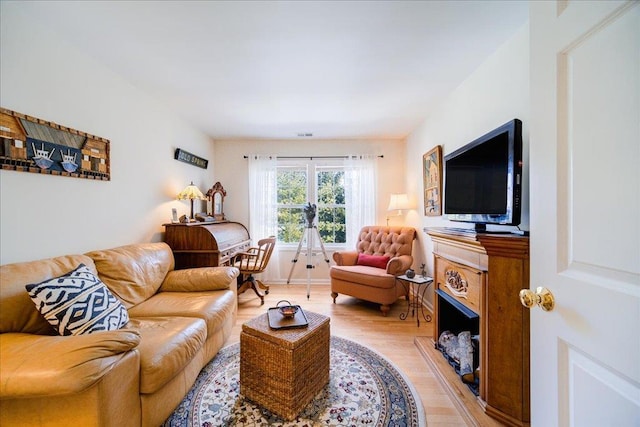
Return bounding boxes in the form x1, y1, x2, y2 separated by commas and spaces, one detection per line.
436, 289, 480, 396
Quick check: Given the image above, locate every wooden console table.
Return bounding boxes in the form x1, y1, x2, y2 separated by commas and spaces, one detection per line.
420, 228, 530, 427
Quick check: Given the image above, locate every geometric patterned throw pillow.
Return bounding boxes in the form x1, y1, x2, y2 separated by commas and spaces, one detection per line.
25, 263, 129, 336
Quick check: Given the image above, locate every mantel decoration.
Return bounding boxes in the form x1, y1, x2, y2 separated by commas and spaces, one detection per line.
177, 181, 207, 221
423, 145, 442, 216
0, 107, 110, 180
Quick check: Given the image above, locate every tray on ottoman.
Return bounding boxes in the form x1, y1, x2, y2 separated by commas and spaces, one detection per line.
240, 310, 330, 420
267, 305, 308, 329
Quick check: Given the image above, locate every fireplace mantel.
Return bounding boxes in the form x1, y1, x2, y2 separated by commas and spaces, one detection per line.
419, 228, 530, 427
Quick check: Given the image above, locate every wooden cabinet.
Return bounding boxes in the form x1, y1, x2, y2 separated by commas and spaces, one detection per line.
426, 228, 530, 426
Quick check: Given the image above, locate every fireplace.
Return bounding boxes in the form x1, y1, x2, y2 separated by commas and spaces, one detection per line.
436, 289, 480, 395
422, 228, 530, 426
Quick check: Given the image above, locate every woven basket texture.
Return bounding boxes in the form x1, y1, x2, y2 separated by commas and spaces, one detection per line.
240, 311, 330, 420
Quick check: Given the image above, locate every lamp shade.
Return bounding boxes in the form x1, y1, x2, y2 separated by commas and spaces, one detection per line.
388, 193, 411, 212
177, 182, 207, 201
177, 182, 207, 220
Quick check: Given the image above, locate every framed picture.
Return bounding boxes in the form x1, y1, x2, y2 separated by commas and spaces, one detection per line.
423, 145, 442, 216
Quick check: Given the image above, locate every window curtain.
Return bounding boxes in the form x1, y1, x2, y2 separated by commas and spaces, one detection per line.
247, 154, 280, 281
344, 155, 377, 249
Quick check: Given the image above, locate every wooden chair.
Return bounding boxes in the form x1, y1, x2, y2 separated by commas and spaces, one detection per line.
233, 236, 276, 305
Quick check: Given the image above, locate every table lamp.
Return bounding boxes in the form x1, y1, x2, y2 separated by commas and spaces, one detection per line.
177, 181, 207, 220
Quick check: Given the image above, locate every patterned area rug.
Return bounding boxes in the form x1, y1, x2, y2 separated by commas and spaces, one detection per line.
163, 336, 426, 426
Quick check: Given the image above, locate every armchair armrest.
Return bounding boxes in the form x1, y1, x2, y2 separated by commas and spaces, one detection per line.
387, 255, 413, 276
160, 266, 240, 292
332, 250, 359, 266
0, 329, 140, 398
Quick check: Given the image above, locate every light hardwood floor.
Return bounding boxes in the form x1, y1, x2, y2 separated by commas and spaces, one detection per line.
229, 283, 472, 426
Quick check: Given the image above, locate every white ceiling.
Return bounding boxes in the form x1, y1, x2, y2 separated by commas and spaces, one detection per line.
17, 1, 528, 140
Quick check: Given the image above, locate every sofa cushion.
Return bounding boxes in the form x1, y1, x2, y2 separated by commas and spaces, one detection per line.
356, 253, 390, 269
86, 243, 174, 309
0, 255, 96, 335
329, 265, 395, 289
25, 264, 129, 336
128, 290, 236, 338
127, 317, 206, 394
0, 329, 140, 398
160, 267, 238, 292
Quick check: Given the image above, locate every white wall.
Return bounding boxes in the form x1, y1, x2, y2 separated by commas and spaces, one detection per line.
404, 24, 530, 298
213, 138, 407, 283
0, 4, 215, 264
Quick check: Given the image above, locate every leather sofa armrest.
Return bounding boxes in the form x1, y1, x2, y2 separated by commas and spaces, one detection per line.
160, 267, 240, 292
386, 255, 413, 276
332, 251, 359, 266
0, 329, 140, 398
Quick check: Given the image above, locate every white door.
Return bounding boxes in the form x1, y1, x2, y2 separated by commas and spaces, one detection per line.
529, 1, 640, 426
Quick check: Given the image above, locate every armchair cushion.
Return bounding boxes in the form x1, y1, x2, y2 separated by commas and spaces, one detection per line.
356, 253, 390, 269
330, 265, 396, 289
25, 264, 129, 336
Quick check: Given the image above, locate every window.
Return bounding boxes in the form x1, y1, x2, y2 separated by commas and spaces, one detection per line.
277, 160, 346, 245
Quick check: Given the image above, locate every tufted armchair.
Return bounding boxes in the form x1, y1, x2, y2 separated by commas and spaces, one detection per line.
330, 226, 416, 316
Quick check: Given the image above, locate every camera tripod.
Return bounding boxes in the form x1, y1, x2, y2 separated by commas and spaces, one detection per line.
286, 225, 330, 299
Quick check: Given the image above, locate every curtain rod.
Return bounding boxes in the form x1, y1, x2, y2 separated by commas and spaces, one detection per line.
243, 155, 383, 159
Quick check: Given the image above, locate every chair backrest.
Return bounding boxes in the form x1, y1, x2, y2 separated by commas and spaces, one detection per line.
355, 226, 416, 258
236, 236, 276, 274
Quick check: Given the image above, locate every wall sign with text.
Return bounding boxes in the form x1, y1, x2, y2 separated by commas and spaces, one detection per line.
174, 148, 208, 169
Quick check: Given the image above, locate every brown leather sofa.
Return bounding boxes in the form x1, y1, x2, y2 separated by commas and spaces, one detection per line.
0, 242, 239, 427
330, 226, 416, 315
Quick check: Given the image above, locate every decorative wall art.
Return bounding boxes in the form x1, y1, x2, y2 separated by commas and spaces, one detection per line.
423, 145, 442, 216
0, 107, 110, 180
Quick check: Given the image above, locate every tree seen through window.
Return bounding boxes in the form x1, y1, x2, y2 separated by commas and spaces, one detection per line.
277, 163, 345, 244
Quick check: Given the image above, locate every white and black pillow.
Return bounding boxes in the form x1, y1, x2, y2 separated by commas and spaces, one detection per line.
25, 264, 129, 336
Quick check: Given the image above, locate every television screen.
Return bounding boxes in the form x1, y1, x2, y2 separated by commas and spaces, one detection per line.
445, 132, 508, 214
443, 119, 522, 228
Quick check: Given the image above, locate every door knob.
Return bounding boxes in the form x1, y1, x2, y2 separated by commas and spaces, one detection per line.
519, 287, 555, 311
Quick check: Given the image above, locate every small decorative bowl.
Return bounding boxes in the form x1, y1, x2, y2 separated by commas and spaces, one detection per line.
276, 300, 299, 318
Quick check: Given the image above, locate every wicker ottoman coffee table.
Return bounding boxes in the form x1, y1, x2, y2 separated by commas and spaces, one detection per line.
240, 310, 330, 420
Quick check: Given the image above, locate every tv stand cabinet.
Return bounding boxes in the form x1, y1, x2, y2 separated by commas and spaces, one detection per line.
421, 228, 530, 426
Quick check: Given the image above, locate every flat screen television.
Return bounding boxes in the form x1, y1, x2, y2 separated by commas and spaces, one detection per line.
443, 118, 522, 232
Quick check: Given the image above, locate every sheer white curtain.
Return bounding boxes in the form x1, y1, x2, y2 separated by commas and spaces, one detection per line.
344, 155, 377, 249
247, 154, 280, 281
